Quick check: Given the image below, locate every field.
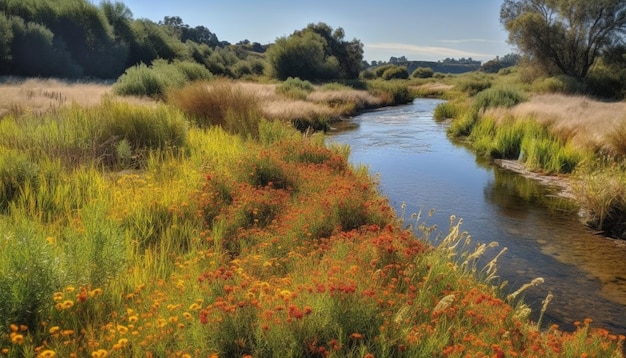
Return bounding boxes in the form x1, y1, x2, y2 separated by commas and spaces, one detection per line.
0, 79, 623, 357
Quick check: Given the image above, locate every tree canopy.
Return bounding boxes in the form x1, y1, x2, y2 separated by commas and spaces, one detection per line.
501, 0, 626, 79
266, 22, 364, 81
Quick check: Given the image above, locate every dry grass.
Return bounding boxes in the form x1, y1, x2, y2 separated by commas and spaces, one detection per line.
236, 82, 380, 121
487, 94, 626, 153
0, 78, 154, 118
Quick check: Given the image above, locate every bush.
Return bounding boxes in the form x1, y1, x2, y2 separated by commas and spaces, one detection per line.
113, 60, 212, 99
367, 80, 413, 105
532, 75, 584, 95
412, 67, 434, 78
472, 86, 527, 112
359, 69, 376, 80
275, 77, 315, 100
381, 66, 409, 80
433, 102, 462, 121
168, 80, 263, 138
458, 77, 492, 95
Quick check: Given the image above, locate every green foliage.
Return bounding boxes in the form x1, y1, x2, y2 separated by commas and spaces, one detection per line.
266, 22, 363, 81
472, 86, 527, 112
113, 59, 211, 99
457, 77, 492, 96
447, 111, 479, 137
501, 0, 626, 80
532, 75, 584, 94
276, 77, 315, 100
433, 102, 462, 121
0, 100, 188, 169
411, 67, 434, 78
0, 219, 62, 331
0, 150, 39, 211
359, 69, 376, 80
366, 80, 413, 105
381, 65, 409, 80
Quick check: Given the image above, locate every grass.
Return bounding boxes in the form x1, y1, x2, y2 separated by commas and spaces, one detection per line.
0, 78, 623, 357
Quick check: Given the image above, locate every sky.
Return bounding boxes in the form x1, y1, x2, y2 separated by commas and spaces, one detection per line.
108, 0, 514, 63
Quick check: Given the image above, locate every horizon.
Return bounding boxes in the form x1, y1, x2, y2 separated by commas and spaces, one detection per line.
94, 0, 514, 63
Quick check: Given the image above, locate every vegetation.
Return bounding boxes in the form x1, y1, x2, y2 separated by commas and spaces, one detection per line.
501, 0, 626, 81
266, 23, 364, 81
0, 80, 623, 357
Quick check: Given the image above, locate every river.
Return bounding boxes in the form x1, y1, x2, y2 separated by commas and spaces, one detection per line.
327, 98, 626, 336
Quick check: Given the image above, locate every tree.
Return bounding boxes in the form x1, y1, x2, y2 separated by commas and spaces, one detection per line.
267, 22, 363, 81
501, 0, 626, 80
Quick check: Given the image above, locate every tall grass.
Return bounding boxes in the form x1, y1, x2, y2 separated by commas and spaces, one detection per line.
167, 79, 263, 138
0, 81, 622, 357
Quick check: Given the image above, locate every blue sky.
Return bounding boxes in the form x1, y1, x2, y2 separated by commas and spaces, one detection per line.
110, 0, 513, 63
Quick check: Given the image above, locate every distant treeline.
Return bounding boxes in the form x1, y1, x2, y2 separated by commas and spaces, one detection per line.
0, 0, 267, 79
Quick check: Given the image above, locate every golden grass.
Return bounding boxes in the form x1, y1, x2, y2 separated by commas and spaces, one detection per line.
487, 94, 626, 153
0, 78, 154, 118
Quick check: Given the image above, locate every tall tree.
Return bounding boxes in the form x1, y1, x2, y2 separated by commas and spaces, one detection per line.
501, 0, 626, 79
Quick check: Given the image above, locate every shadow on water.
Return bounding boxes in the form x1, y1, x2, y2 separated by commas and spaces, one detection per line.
327, 99, 626, 337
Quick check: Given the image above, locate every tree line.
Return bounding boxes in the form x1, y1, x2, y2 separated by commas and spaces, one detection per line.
0, 0, 364, 82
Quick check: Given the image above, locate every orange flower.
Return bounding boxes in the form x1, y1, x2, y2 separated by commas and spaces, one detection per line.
349, 332, 364, 340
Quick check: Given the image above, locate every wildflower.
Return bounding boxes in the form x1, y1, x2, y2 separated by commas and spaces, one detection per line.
183, 312, 193, 320
46, 237, 55, 245
1, 348, 9, 354
89, 288, 103, 298
64, 286, 75, 293
38, 350, 56, 358
117, 325, 129, 335
53, 292, 64, 302
9, 324, 18, 332
350, 333, 364, 340
10, 333, 24, 345
61, 300, 74, 310
91, 349, 108, 358
62, 329, 74, 337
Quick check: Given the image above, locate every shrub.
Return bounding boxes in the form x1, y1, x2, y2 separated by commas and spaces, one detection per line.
0, 220, 62, 331
275, 77, 315, 100
359, 69, 376, 80
168, 80, 263, 138
532, 75, 584, 95
457, 77, 492, 95
411, 67, 434, 78
472, 86, 527, 112
113, 60, 212, 99
367, 80, 413, 105
381, 66, 409, 80
433, 102, 462, 121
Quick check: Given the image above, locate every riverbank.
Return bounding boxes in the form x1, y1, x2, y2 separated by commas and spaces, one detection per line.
434, 77, 626, 240
0, 79, 623, 357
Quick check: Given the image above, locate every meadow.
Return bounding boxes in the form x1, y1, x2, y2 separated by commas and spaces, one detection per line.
0, 78, 623, 357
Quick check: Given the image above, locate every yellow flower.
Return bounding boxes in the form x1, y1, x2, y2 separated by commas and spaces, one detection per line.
182, 312, 193, 320
49, 326, 60, 334
64, 286, 75, 293
52, 292, 64, 302
156, 318, 167, 328
38, 350, 56, 358
128, 315, 139, 323
91, 349, 108, 358
10, 333, 24, 345
117, 325, 129, 335
188, 303, 202, 311
89, 288, 103, 298
61, 329, 74, 337
46, 237, 55, 245
9, 324, 18, 332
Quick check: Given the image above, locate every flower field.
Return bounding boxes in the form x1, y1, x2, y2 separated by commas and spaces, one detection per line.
0, 87, 623, 357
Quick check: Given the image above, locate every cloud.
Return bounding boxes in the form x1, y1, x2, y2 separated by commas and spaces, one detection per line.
438, 38, 503, 44
364, 42, 493, 61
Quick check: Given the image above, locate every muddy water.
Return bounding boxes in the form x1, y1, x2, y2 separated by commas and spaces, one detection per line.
327, 98, 626, 335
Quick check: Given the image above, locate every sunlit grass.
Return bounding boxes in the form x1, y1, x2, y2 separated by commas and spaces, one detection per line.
0, 79, 622, 357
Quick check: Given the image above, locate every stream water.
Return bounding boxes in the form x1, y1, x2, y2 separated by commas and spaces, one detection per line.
327, 98, 626, 335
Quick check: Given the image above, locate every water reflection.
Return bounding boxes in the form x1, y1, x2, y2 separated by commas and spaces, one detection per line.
328, 99, 626, 337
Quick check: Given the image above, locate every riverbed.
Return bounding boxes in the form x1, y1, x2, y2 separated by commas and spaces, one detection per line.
327, 98, 626, 335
